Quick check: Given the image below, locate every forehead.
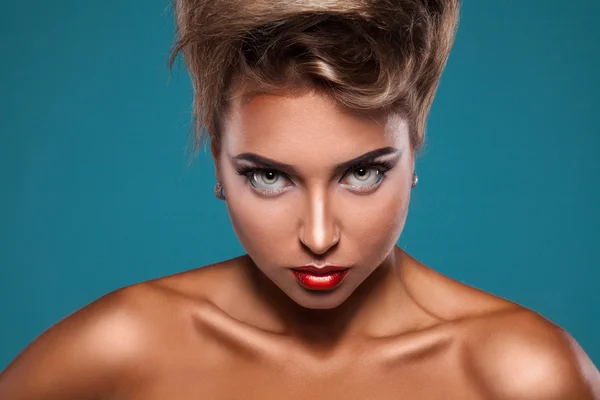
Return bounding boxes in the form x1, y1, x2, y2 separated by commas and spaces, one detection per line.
221, 90, 409, 160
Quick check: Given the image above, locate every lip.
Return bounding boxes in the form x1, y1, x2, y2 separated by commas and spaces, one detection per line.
290, 265, 350, 291
291, 265, 349, 274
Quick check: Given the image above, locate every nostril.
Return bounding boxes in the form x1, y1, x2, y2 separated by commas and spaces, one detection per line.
299, 226, 340, 256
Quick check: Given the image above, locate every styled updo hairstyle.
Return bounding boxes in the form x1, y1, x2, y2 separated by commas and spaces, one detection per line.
171, 0, 460, 153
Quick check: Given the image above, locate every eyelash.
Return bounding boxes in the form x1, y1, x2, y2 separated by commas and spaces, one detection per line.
235, 160, 394, 195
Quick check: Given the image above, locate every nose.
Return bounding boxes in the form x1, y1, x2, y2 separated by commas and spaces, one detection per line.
298, 190, 340, 255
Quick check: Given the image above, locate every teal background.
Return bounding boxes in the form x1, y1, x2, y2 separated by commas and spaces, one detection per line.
1, 0, 598, 371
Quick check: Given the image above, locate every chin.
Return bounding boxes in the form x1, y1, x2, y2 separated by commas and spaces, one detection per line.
286, 285, 354, 310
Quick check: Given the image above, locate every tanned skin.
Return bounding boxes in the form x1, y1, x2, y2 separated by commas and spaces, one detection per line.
1, 91, 599, 399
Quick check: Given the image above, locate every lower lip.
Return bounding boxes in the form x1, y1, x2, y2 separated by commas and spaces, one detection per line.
291, 270, 350, 291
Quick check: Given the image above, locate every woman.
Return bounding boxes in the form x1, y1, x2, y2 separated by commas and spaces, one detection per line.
1, 0, 599, 398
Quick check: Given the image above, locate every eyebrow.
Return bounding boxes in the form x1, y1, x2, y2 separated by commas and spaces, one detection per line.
231, 146, 400, 175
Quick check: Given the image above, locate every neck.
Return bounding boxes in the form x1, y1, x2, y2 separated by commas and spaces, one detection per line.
246, 246, 409, 347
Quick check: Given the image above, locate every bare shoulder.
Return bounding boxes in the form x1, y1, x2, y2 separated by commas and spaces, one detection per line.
151, 255, 250, 303
463, 307, 600, 399
0, 280, 198, 400
401, 253, 600, 399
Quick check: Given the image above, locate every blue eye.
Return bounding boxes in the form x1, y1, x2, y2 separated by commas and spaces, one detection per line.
235, 166, 293, 196
249, 170, 288, 190
339, 161, 393, 191
342, 167, 383, 187
235, 160, 393, 196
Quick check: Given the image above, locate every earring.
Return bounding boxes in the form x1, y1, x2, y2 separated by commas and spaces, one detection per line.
411, 173, 419, 188
214, 182, 226, 200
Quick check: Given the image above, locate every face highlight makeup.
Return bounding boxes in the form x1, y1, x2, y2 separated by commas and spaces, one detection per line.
216, 90, 414, 309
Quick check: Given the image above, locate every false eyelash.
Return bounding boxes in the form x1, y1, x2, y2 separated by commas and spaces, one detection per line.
343, 160, 394, 189
349, 160, 394, 176
235, 165, 273, 179
235, 160, 395, 181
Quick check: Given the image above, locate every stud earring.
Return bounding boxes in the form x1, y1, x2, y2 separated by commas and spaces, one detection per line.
214, 182, 226, 200
411, 173, 419, 188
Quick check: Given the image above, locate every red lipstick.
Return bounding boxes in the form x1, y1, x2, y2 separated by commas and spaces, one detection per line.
291, 266, 349, 291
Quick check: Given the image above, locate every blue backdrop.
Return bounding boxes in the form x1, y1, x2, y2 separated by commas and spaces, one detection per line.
1, 0, 598, 370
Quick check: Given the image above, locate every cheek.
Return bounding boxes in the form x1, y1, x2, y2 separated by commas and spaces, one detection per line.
219, 160, 300, 265
221, 152, 412, 268
225, 192, 297, 258
227, 183, 410, 268
339, 182, 411, 254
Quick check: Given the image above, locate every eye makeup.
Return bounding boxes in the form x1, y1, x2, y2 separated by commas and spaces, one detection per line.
339, 160, 394, 193
230, 146, 402, 196
234, 158, 397, 196
235, 165, 294, 196
232, 146, 399, 177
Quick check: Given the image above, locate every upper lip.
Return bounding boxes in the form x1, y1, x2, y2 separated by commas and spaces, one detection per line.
291, 265, 349, 274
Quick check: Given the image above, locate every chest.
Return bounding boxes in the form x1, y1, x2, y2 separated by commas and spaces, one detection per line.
121, 349, 484, 399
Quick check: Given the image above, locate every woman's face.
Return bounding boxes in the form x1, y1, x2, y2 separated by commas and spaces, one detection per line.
214, 90, 414, 309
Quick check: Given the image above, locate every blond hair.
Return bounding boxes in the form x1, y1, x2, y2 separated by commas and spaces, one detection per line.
171, 0, 460, 152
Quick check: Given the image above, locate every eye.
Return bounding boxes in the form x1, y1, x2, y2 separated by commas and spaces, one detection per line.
341, 166, 384, 188
249, 169, 292, 192
251, 170, 281, 187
